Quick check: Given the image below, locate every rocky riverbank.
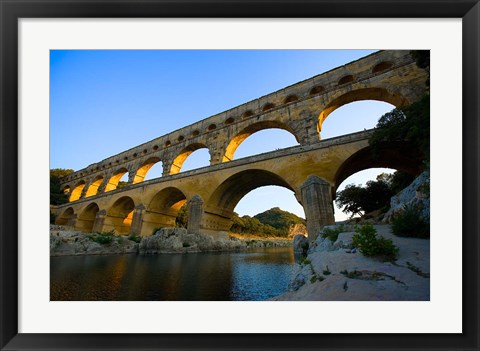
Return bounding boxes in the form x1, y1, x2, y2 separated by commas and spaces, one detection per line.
272, 224, 429, 301
50, 226, 292, 256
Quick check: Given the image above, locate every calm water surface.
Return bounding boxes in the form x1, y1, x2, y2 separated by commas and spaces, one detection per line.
50, 247, 296, 301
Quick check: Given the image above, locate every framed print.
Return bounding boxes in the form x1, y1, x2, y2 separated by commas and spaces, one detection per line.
1, 1, 479, 350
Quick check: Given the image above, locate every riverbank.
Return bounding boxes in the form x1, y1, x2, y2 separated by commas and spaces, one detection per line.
50, 225, 292, 256
271, 224, 429, 301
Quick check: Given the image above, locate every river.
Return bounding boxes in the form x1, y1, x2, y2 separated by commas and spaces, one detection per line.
50, 247, 297, 301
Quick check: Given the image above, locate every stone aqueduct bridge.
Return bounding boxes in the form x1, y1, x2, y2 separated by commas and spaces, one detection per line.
53, 50, 428, 240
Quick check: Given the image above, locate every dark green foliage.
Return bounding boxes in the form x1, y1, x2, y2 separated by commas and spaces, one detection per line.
391, 204, 430, 238
175, 204, 188, 228
321, 225, 345, 242
128, 235, 142, 243
116, 181, 128, 189
50, 168, 74, 205
50, 212, 56, 224
88, 230, 115, 245
336, 170, 417, 217
182, 242, 191, 248
352, 224, 399, 262
369, 95, 430, 162
336, 179, 393, 217
410, 50, 430, 69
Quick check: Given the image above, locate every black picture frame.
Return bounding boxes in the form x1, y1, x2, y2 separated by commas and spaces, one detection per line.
1, 1, 478, 350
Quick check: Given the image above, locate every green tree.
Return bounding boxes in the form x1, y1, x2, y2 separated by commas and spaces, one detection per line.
335, 171, 413, 218
369, 95, 430, 162
50, 168, 74, 205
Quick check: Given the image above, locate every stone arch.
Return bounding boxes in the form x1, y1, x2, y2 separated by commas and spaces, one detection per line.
76, 202, 99, 232
317, 87, 409, 134
69, 181, 86, 202
333, 142, 423, 194
85, 176, 104, 198
105, 167, 129, 192
55, 207, 75, 226
133, 157, 162, 184
207, 169, 295, 216
104, 196, 136, 234
170, 143, 210, 175
142, 187, 187, 234
62, 185, 71, 195
222, 121, 300, 162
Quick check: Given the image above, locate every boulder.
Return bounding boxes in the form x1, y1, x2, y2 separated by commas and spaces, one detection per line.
293, 234, 309, 254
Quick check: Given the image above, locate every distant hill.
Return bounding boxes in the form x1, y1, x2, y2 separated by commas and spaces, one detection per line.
230, 207, 306, 238
254, 207, 305, 230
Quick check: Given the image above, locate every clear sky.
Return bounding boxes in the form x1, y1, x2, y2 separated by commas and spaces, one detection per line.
50, 50, 395, 221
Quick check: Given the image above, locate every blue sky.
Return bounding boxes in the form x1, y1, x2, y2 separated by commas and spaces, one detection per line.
50, 50, 395, 221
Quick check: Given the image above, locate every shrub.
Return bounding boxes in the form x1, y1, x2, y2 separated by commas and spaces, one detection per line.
88, 230, 115, 245
391, 204, 429, 238
352, 224, 399, 262
321, 225, 344, 242
128, 235, 142, 243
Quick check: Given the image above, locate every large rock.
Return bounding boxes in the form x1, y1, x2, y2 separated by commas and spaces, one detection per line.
293, 234, 309, 254
272, 225, 430, 301
383, 171, 430, 222
139, 227, 247, 254
50, 230, 139, 256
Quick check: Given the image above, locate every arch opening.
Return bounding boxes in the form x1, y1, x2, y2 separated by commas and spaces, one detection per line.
85, 176, 104, 198
317, 88, 408, 137
143, 187, 187, 235
171, 143, 210, 174
69, 181, 86, 202
62, 186, 71, 194
105, 168, 129, 192
222, 121, 300, 162
333, 143, 423, 222
55, 207, 75, 226
104, 196, 135, 235
133, 157, 163, 183
76, 203, 100, 232
372, 61, 393, 74
231, 185, 305, 238
204, 170, 297, 233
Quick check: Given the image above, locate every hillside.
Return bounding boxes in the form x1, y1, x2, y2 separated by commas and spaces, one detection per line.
230, 207, 306, 238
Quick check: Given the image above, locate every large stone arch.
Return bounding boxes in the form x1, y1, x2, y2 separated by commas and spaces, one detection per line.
69, 181, 86, 202
333, 142, 423, 194
85, 176, 104, 198
202, 169, 296, 233
105, 167, 129, 192
75, 202, 100, 232
141, 187, 187, 235
55, 207, 75, 226
222, 121, 300, 162
317, 87, 409, 134
103, 196, 136, 234
133, 157, 162, 184
170, 143, 210, 175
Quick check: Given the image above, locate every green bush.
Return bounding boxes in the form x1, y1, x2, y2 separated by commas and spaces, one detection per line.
128, 235, 142, 243
391, 204, 429, 238
321, 225, 344, 242
352, 224, 399, 262
88, 230, 115, 245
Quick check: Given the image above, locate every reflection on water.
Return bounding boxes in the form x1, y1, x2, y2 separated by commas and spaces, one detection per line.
50, 247, 295, 301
